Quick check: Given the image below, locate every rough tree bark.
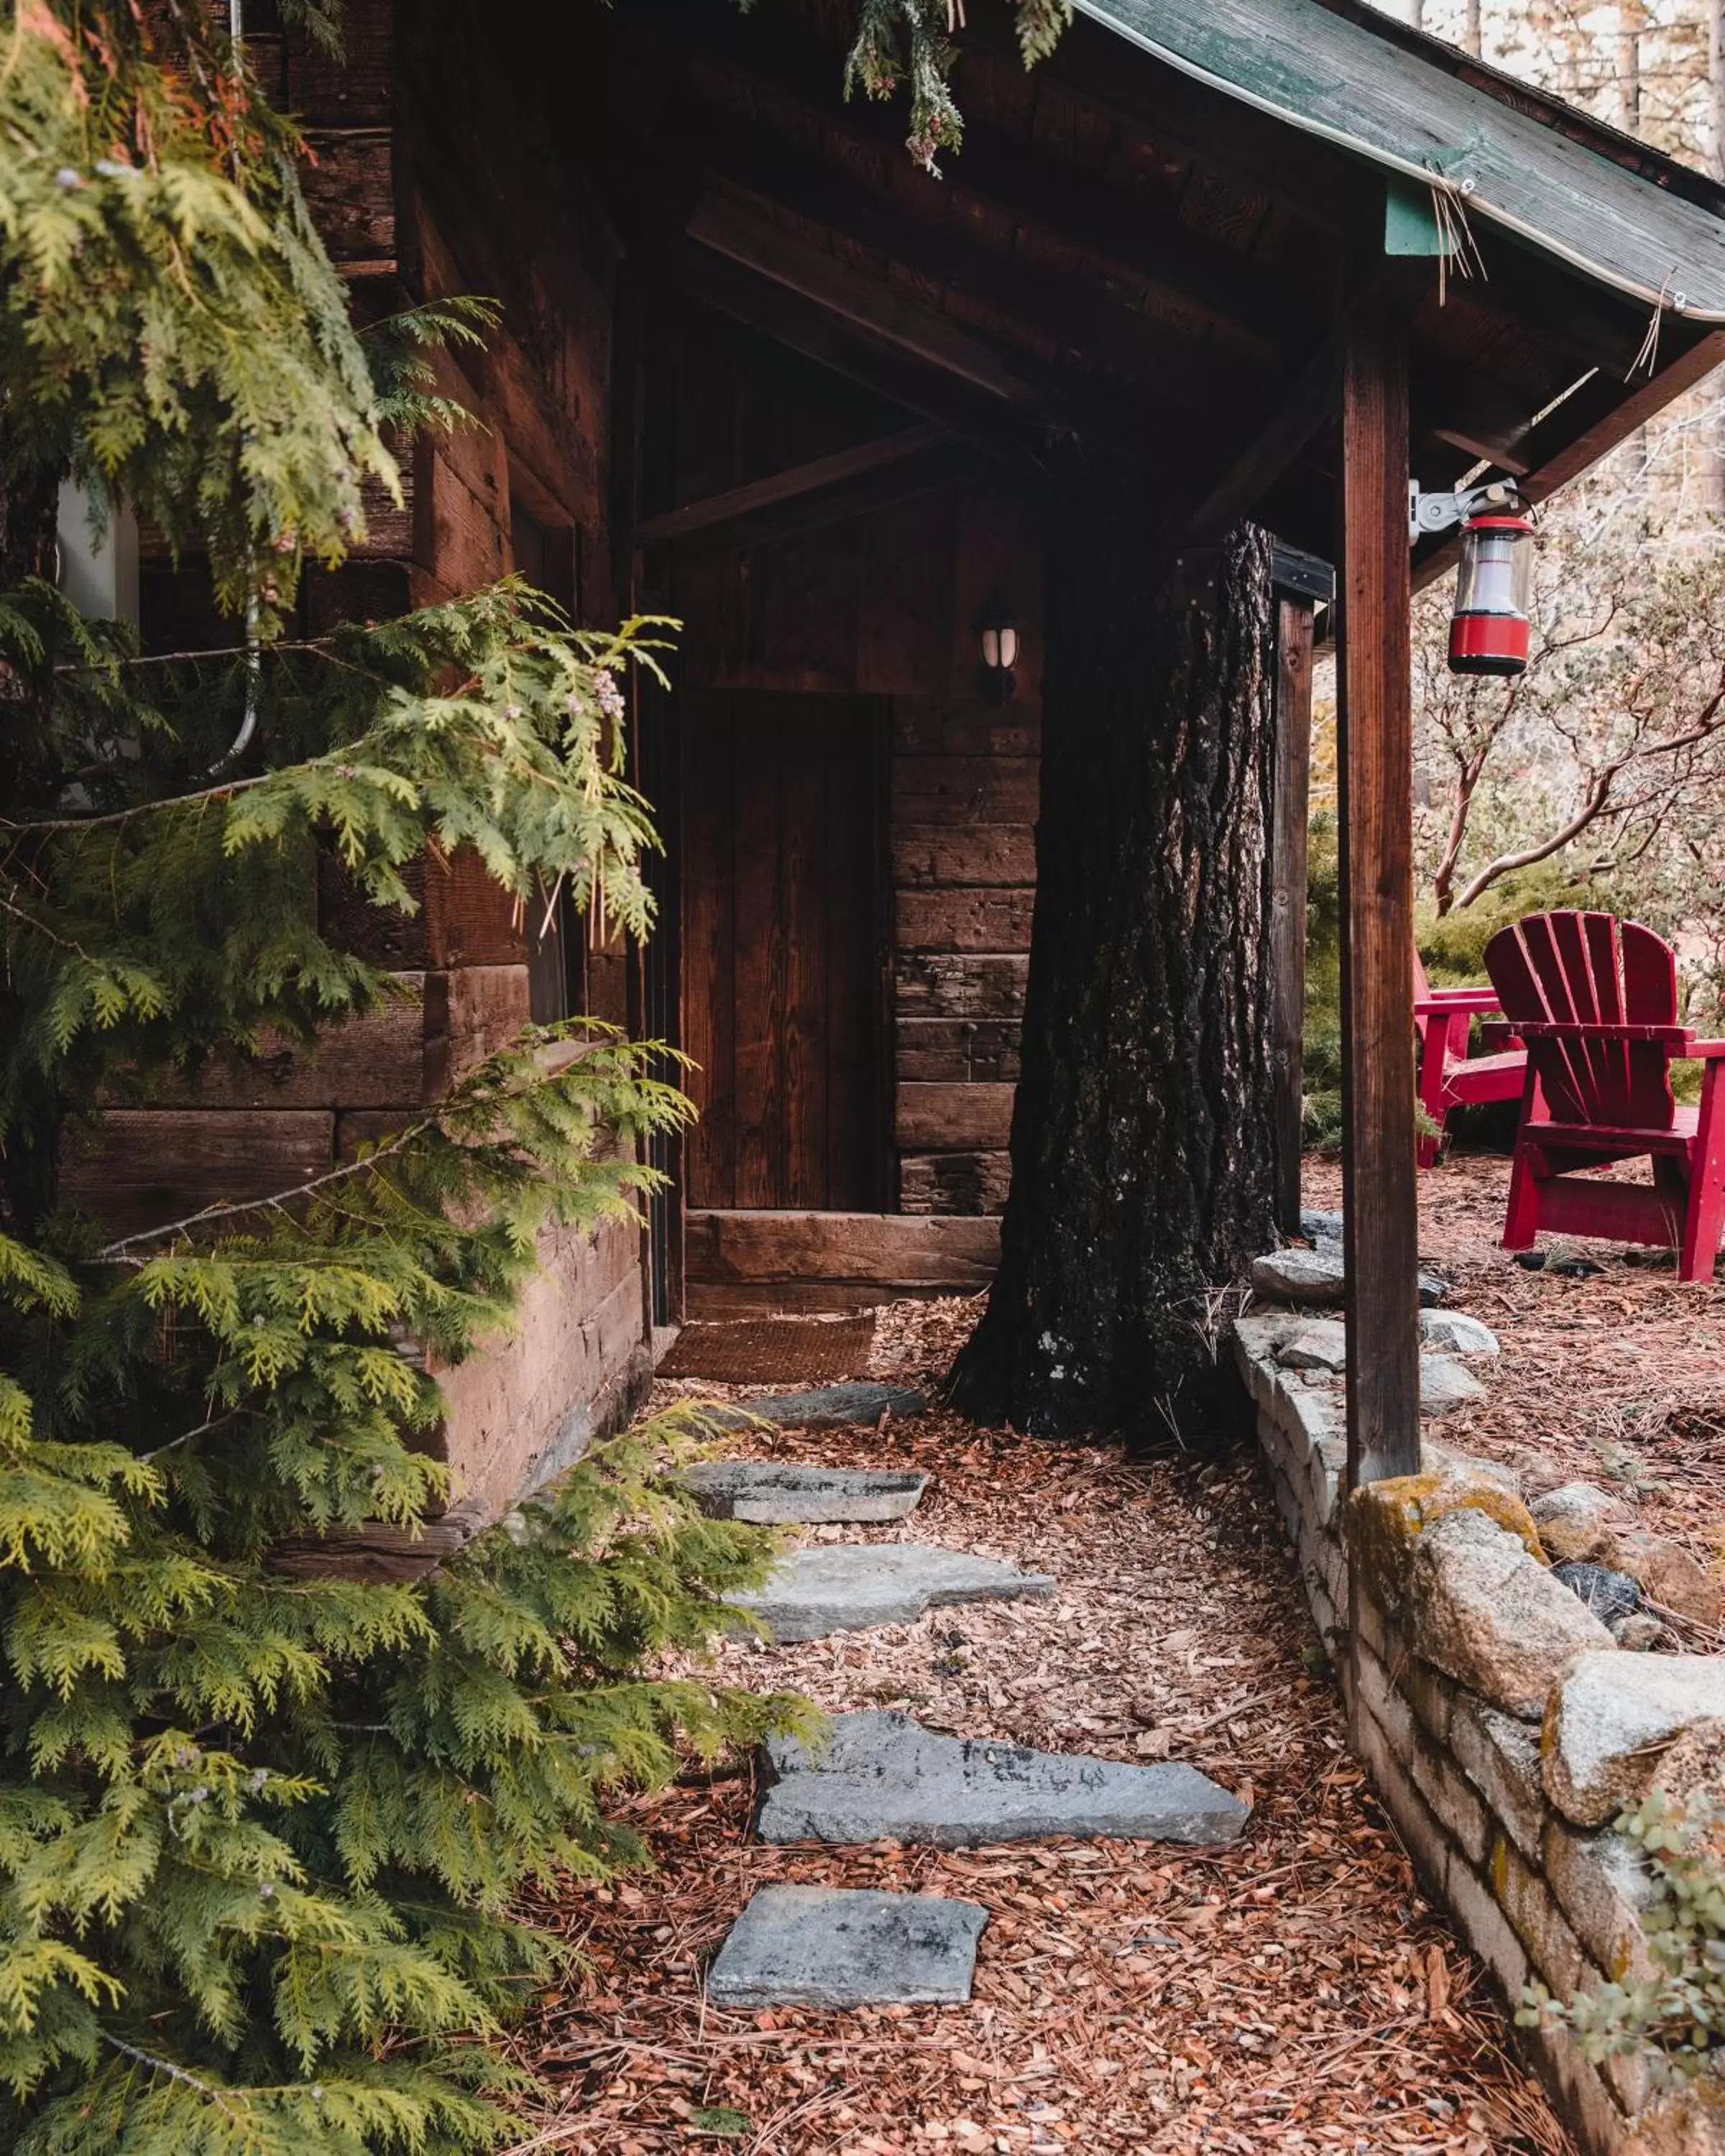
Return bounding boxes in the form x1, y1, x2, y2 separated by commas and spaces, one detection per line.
948, 490, 1279, 1440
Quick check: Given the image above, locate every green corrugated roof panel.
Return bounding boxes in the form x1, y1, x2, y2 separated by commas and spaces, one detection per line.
1076, 0, 1725, 319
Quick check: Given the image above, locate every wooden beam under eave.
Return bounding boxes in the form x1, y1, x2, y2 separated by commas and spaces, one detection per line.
1412, 324, 1725, 594
693, 138, 1271, 410
1513, 322, 1725, 503
620, 4, 1328, 347
688, 194, 1045, 409
671, 244, 1051, 472
681, 199, 1176, 469
633, 423, 954, 548
1338, 292, 1422, 1491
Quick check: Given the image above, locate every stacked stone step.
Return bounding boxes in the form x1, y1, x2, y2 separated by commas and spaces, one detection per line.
687, 1391, 1250, 2010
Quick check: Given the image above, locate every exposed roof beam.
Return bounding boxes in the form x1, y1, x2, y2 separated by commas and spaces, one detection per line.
684, 195, 1174, 465
1181, 336, 1340, 541
675, 76, 1307, 352
694, 133, 1271, 409
668, 242, 1054, 470
689, 195, 1044, 407
1016, 9, 1368, 236
632, 421, 965, 551
1412, 356, 1543, 474
620, 4, 1335, 338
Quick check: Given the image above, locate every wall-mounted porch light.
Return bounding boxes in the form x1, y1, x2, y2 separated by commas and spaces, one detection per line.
1409, 478, 1534, 678
978, 615, 1020, 703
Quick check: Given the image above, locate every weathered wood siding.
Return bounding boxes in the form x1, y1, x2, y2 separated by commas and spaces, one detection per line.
65, 0, 652, 1527
686, 1210, 1000, 1315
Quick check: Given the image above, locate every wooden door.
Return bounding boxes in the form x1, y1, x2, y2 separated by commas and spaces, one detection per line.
682, 692, 886, 1210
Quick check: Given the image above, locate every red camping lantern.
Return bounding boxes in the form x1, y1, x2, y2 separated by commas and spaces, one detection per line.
1448, 506, 1533, 677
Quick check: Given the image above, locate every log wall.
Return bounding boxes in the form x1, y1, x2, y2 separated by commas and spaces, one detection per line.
63, 0, 651, 1531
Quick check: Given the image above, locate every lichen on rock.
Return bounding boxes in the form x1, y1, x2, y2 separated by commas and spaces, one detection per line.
1346, 1457, 1546, 1616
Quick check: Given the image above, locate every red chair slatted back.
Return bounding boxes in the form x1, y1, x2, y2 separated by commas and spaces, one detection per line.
1483, 911, 1678, 1131
1412, 949, 1430, 1004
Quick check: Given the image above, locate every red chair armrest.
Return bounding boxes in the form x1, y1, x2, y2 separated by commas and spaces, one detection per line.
1414, 987, 1503, 1017
1510, 1020, 1695, 1046
1685, 1038, 1725, 1058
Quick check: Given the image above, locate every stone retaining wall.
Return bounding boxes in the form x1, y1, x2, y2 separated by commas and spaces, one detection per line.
1233, 1311, 1725, 2155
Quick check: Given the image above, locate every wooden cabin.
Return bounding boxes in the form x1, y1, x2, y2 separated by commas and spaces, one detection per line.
68, 0, 1725, 1515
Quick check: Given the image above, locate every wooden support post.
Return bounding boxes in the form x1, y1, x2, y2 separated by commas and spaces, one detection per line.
1269, 594, 1315, 1237
1338, 296, 1422, 1488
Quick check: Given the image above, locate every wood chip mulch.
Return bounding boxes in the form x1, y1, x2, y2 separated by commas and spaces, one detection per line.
501, 1291, 1574, 2156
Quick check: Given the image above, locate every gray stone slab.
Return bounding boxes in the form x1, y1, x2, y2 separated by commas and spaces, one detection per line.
728, 1544, 1054, 1641
1252, 1245, 1347, 1304
1300, 1208, 1346, 1243
707, 1383, 929, 1432
1420, 1309, 1501, 1357
707, 1885, 986, 2008
1420, 1353, 1489, 1414
681, 1461, 928, 1524
760, 1710, 1250, 1848
1277, 1319, 1348, 1373
1254, 1245, 1448, 1308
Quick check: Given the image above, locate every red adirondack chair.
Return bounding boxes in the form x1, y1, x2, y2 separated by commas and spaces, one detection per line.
1415, 951, 1527, 1167
1483, 911, 1725, 1281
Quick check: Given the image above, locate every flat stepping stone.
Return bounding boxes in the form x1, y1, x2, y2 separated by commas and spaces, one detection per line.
681, 1461, 928, 1524
709, 1885, 986, 2009
728, 1544, 1054, 1642
759, 1710, 1250, 1848
707, 1383, 928, 1432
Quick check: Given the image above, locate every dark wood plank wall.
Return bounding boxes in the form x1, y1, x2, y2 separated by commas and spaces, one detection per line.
660, 309, 1044, 1217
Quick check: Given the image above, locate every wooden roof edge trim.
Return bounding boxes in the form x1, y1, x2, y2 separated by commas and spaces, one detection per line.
1073, 0, 1725, 326
1303, 0, 1725, 218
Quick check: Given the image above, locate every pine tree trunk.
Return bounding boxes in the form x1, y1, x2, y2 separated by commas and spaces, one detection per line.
949, 494, 1279, 1440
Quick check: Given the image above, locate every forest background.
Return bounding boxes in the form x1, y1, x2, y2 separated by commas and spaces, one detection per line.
1298, 0, 1725, 1133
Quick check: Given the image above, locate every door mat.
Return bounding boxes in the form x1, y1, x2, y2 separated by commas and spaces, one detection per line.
658, 1315, 876, 1385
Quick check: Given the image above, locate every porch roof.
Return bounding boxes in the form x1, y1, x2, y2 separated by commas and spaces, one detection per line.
1081, 0, 1725, 320
590, 0, 1725, 568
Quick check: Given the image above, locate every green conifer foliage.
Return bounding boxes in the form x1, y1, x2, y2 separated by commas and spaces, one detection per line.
740, 0, 1073, 171
0, 9, 799, 2147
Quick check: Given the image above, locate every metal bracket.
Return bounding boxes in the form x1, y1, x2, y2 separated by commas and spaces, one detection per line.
1409, 476, 1524, 543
